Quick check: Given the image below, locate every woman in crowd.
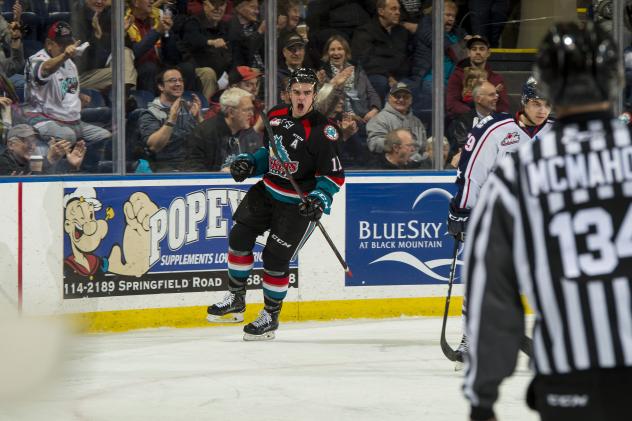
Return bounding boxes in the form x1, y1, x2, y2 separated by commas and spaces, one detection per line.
315, 35, 381, 168
317, 34, 381, 123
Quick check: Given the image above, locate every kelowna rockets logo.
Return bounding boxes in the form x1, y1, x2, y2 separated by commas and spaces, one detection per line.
367, 188, 463, 282
269, 134, 299, 175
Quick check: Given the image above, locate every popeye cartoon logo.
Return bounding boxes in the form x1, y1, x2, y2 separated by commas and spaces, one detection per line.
63, 187, 159, 279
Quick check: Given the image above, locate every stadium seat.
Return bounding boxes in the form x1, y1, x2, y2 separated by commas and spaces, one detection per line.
183, 91, 209, 109
2, 0, 46, 15
80, 88, 106, 108
47, 0, 71, 13
129, 90, 155, 110
22, 39, 43, 58
126, 107, 147, 161
20, 12, 42, 41
81, 106, 112, 127
46, 11, 71, 27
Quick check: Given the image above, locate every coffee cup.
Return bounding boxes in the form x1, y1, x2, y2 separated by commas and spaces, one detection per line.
30, 155, 43, 173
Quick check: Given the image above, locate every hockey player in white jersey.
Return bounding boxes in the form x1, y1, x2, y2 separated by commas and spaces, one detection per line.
449, 77, 554, 228
446, 77, 554, 363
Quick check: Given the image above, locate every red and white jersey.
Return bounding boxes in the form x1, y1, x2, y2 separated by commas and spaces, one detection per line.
453, 112, 554, 210
25, 49, 81, 122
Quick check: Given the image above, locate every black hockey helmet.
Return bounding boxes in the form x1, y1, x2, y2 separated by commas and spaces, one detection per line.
521, 76, 547, 106
287, 68, 319, 92
534, 21, 621, 107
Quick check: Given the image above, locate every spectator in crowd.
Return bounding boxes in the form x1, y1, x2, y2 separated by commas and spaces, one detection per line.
278, 0, 301, 38
446, 35, 508, 117
0, 84, 16, 139
178, 0, 232, 101
278, 32, 310, 94
447, 79, 499, 164
188, 87, 254, 171
318, 95, 371, 169
125, 0, 174, 93
0, 2, 24, 84
24, 22, 112, 172
375, 128, 420, 169
460, 66, 487, 106
225, 66, 264, 153
399, 0, 425, 33
351, 0, 411, 102
138, 68, 202, 172
227, 0, 264, 69
279, 75, 291, 105
206, 65, 262, 119
411, 0, 467, 130
0, 8, 21, 139
73, 0, 138, 92
366, 82, 427, 163
318, 34, 381, 123
468, 0, 509, 48
0, 124, 86, 175
420, 135, 452, 169
306, 0, 372, 58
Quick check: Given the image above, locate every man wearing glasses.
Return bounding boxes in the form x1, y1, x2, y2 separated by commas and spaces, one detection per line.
376, 128, 420, 169
138, 67, 203, 172
0, 124, 86, 175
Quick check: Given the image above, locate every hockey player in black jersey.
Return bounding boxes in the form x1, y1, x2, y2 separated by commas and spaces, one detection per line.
206, 68, 345, 341
463, 22, 632, 421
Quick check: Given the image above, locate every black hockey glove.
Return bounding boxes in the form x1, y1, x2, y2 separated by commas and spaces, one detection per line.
298, 196, 324, 221
230, 156, 255, 182
447, 203, 470, 242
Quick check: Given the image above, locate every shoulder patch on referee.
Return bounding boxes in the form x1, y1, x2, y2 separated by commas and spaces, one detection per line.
323, 125, 339, 141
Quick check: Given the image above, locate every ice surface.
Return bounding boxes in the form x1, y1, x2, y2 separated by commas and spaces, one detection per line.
0, 316, 538, 421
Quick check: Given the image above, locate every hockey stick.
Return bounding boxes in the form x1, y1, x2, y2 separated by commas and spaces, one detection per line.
439, 239, 534, 361
440, 239, 461, 361
260, 113, 352, 277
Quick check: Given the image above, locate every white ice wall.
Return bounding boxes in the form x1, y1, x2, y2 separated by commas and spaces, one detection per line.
0, 173, 461, 317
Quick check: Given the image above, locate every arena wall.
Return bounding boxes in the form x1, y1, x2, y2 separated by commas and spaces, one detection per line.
0, 172, 465, 332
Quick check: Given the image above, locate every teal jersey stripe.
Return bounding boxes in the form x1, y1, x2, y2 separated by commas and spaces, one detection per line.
263, 288, 288, 301
315, 175, 341, 196
229, 268, 252, 279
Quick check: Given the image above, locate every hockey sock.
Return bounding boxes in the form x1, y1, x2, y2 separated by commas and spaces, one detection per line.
227, 248, 253, 293
262, 269, 288, 312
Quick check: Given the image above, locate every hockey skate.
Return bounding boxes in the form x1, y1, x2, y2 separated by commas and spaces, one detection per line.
243, 309, 279, 341
206, 291, 246, 323
454, 335, 468, 371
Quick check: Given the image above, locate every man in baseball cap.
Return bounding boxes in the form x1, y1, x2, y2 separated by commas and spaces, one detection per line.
280, 32, 307, 75
389, 81, 412, 96
465, 34, 490, 49
47, 21, 76, 46
446, 33, 509, 116
23, 20, 110, 172
228, 66, 262, 95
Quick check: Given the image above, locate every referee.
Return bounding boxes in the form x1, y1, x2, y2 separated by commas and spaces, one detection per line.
462, 22, 632, 421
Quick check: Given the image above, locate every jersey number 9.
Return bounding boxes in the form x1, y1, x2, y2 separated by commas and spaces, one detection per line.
464, 134, 476, 152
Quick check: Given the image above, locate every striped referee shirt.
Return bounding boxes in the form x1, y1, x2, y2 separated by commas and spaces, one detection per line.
462, 110, 632, 412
